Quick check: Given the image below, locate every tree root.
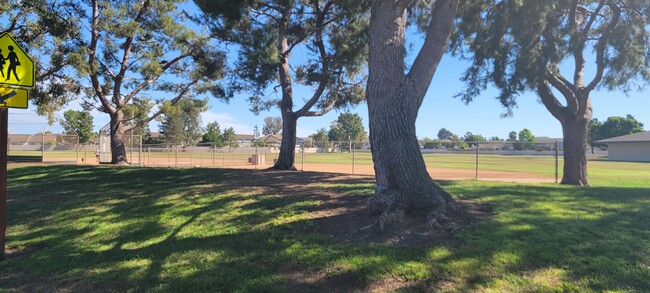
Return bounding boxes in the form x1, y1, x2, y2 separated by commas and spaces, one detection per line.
368, 187, 469, 234
268, 164, 298, 171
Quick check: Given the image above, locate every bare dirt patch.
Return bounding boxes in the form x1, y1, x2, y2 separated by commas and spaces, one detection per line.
4, 244, 44, 259
231, 170, 493, 291
220, 169, 493, 245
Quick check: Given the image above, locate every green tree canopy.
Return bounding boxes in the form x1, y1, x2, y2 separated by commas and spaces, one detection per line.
455, 0, 650, 185
158, 98, 209, 146
309, 128, 329, 148
515, 128, 536, 150
590, 114, 644, 144
262, 117, 282, 136
202, 121, 225, 147
507, 131, 518, 142
222, 127, 238, 149
195, 0, 369, 170
1, 0, 82, 119
328, 113, 367, 142
62, 110, 94, 144
463, 132, 485, 146
73, 0, 228, 164
437, 128, 454, 140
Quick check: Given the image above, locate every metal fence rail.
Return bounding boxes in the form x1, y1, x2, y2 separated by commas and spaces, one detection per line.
7, 139, 610, 183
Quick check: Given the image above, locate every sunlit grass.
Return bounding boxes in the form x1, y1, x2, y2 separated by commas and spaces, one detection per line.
1, 165, 649, 292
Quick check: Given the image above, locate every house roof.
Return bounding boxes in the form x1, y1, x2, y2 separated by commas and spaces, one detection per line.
236, 134, 254, 140
534, 136, 562, 144
594, 131, 650, 143
8, 134, 32, 143
260, 134, 282, 142
297, 137, 311, 143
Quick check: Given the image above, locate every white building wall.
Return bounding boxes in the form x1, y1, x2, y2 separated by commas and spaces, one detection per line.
608, 142, 650, 162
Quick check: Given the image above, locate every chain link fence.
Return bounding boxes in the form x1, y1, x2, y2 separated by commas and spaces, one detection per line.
8, 136, 611, 183
7, 133, 144, 165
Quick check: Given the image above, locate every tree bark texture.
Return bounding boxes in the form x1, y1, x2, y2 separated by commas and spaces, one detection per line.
366, 0, 460, 230
271, 9, 298, 170
272, 112, 298, 170
538, 82, 593, 186
110, 111, 129, 165
560, 110, 591, 186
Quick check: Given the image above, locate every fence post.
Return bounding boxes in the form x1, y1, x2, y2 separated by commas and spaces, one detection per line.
301, 142, 305, 171
475, 142, 479, 181
352, 141, 355, 174
555, 141, 559, 184
41, 132, 45, 163
129, 135, 133, 164
84, 145, 87, 164
255, 141, 258, 170
175, 145, 179, 167
139, 136, 142, 166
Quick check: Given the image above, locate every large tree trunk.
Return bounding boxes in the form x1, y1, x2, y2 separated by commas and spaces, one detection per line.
366, 0, 461, 232
538, 81, 594, 186
367, 90, 456, 216
110, 111, 129, 165
272, 112, 297, 170
560, 115, 590, 186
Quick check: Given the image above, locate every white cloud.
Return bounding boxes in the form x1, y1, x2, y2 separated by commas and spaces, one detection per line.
200, 111, 253, 134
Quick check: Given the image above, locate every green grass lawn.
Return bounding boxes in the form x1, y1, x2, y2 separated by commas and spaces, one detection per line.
1, 165, 649, 292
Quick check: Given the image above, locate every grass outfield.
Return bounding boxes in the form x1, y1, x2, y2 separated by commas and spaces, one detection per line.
10, 150, 650, 182
1, 165, 649, 291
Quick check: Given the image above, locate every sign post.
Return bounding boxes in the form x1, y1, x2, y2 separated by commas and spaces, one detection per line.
0, 32, 36, 260
1, 108, 7, 260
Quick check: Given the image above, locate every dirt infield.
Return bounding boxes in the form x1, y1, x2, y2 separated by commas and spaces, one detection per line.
39, 156, 555, 183
244, 163, 555, 184
300, 163, 554, 183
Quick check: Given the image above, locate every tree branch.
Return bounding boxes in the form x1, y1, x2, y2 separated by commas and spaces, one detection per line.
406, 0, 459, 107
295, 0, 331, 118
123, 80, 199, 132
37, 63, 67, 80
546, 70, 578, 113
1, 8, 27, 34
277, 6, 294, 116
585, 0, 620, 93
88, 0, 115, 114
301, 99, 337, 117
581, 1, 605, 38
121, 53, 193, 107
537, 82, 566, 124
569, 0, 586, 86
114, 0, 150, 107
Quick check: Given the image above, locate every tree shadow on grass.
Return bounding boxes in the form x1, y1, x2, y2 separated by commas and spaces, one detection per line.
2, 166, 650, 292
423, 182, 650, 291
2, 166, 406, 292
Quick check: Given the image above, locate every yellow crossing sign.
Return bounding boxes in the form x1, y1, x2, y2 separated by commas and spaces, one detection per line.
0, 87, 28, 109
0, 33, 35, 89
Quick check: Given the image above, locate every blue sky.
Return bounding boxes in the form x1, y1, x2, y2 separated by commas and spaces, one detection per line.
7, 4, 649, 140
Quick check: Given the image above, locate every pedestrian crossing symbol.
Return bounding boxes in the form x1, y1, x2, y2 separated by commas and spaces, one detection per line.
0, 33, 35, 88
